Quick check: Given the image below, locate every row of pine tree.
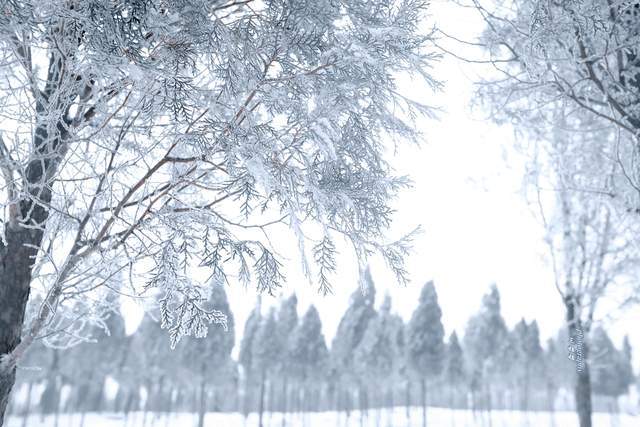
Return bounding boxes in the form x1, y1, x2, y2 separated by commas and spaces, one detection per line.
8, 270, 637, 427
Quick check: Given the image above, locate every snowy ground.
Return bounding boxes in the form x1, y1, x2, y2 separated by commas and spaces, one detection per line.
6, 407, 639, 427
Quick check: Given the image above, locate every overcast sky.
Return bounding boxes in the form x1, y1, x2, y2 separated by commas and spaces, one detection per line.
120, 0, 640, 366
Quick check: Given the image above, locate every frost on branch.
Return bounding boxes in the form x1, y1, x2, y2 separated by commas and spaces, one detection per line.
147, 238, 227, 349
0, 0, 437, 354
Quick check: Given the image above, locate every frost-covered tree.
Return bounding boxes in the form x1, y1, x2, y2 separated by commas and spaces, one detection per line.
239, 302, 262, 418
331, 267, 377, 417
354, 295, 402, 413
288, 305, 329, 413
621, 336, 635, 388
178, 283, 235, 427
444, 331, 465, 409
62, 308, 128, 419
252, 308, 279, 427
0, 0, 437, 420
591, 327, 634, 404
459, 3, 640, 424
274, 293, 298, 425
467, 0, 640, 205
511, 319, 543, 411
407, 281, 445, 427
524, 114, 640, 427
464, 285, 508, 419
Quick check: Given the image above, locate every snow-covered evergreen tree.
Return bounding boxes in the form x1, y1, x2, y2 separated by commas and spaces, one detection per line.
407, 281, 445, 427
354, 295, 403, 412
274, 294, 299, 423
591, 327, 634, 402
463, 285, 508, 417
178, 283, 235, 427
252, 308, 280, 427
289, 305, 329, 413
331, 267, 377, 417
621, 336, 635, 389
444, 331, 465, 409
239, 302, 262, 418
511, 319, 543, 411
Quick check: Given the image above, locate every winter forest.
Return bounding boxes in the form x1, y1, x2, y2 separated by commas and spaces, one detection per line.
1, 0, 640, 426
4, 274, 639, 427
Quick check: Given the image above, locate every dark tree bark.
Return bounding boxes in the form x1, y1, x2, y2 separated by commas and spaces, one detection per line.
575, 357, 592, 427
0, 225, 43, 424
565, 296, 592, 427
0, 104, 72, 427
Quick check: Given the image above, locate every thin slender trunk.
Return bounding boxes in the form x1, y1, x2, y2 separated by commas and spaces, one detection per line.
197, 375, 206, 427
449, 384, 456, 427
164, 389, 174, 427
258, 370, 266, 427
359, 384, 365, 427
420, 378, 427, 427
486, 381, 492, 427
281, 376, 288, 427
405, 379, 411, 426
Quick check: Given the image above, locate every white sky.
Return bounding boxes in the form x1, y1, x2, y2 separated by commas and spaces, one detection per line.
123, 1, 640, 367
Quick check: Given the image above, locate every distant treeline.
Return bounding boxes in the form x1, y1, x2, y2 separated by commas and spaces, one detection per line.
8, 270, 637, 427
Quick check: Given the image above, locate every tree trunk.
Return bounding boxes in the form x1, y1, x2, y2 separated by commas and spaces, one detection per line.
358, 383, 365, 427
420, 378, 427, 427
566, 297, 592, 427
575, 361, 592, 427
258, 370, 266, 427
486, 381, 493, 427
281, 375, 288, 427
522, 371, 528, 412
197, 376, 207, 427
405, 379, 411, 425
0, 109, 71, 426
449, 384, 456, 427
0, 227, 42, 425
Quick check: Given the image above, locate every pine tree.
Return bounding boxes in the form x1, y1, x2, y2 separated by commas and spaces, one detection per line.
179, 283, 235, 427
61, 307, 129, 427
354, 295, 403, 417
289, 305, 329, 414
331, 267, 377, 418
407, 281, 445, 427
591, 327, 634, 408
621, 336, 635, 390
445, 331, 465, 409
252, 308, 280, 427
239, 302, 262, 418
543, 330, 577, 414
512, 319, 543, 411
463, 285, 508, 418
275, 294, 299, 426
